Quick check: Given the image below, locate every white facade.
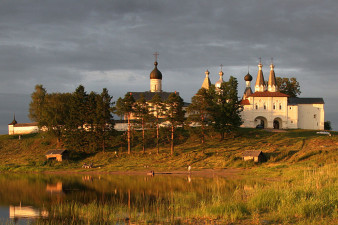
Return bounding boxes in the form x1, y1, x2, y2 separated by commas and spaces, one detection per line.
201, 61, 325, 130
8, 123, 39, 135
241, 96, 289, 129
240, 97, 325, 130
240, 62, 324, 130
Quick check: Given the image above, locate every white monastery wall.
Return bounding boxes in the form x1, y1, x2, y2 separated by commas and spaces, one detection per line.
286, 105, 299, 129
8, 125, 39, 135
298, 104, 324, 130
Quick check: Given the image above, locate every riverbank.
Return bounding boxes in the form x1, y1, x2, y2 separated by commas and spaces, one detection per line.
0, 128, 337, 173
0, 128, 337, 224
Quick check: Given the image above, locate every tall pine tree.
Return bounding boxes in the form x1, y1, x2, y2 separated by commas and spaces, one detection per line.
150, 94, 166, 154
187, 88, 211, 145
116, 93, 135, 154
165, 93, 185, 155
134, 94, 150, 154
208, 76, 243, 140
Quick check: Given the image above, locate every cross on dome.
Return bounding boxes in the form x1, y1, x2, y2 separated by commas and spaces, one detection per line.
153, 51, 159, 62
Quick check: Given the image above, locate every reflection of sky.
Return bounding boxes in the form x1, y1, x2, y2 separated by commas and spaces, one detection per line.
0, 206, 9, 223
0, 206, 33, 225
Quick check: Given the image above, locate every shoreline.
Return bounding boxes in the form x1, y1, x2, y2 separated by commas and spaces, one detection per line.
3, 168, 245, 177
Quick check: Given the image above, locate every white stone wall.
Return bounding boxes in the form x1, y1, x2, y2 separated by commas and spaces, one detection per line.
150, 79, 162, 92
287, 105, 299, 129
8, 125, 39, 135
241, 96, 325, 130
241, 96, 288, 129
297, 104, 324, 130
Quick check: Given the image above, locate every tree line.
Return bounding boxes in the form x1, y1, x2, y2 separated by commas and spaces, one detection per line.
29, 85, 115, 152
28, 76, 243, 155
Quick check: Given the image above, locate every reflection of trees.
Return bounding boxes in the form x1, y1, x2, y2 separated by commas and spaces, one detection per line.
0, 173, 263, 223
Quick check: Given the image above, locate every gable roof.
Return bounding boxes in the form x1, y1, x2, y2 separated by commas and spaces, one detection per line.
248, 91, 289, 98
288, 97, 325, 105
129, 91, 178, 101
45, 149, 68, 155
12, 122, 39, 127
242, 150, 263, 157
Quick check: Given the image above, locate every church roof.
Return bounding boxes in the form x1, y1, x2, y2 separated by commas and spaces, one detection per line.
244, 73, 252, 81
255, 63, 265, 87
243, 87, 253, 97
248, 91, 289, 98
8, 114, 17, 125
201, 70, 211, 89
240, 99, 250, 105
12, 122, 39, 127
215, 70, 224, 89
268, 63, 276, 87
130, 91, 178, 101
150, 61, 162, 79
288, 97, 325, 105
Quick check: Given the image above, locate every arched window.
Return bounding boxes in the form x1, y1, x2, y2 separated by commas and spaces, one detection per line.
273, 104, 276, 110
279, 104, 282, 110
255, 104, 258, 110
264, 105, 266, 110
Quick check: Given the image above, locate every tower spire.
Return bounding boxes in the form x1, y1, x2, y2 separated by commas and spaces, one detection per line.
255, 58, 265, 92
201, 69, 211, 89
268, 57, 277, 92
10, 113, 17, 125
215, 64, 224, 89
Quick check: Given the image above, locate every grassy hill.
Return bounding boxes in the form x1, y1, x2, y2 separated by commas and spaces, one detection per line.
0, 128, 337, 172
0, 129, 337, 224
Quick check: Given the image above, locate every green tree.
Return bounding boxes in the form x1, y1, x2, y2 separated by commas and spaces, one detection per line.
134, 94, 150, 154
208, 77, 243, 140
324, 121, 332, 131
276, 77, 301, 97
150, 94, 166, 154
95, 88, 115, 152
116, 93, 135, 154
29, 84, 47, 123
42, 93, 72, 146
165, 93, 185, 155
187, 88, 210, 145
64, 85, 89, 152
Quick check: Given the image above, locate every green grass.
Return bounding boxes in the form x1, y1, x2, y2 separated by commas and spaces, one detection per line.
22, 164, 336, 224
0, 128, 337, 172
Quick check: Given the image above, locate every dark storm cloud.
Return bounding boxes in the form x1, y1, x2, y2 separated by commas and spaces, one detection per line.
0, 0, 337, 132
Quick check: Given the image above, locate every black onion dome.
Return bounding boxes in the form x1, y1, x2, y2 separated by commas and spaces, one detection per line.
244, 73, 253, 81
150, 61, 162, 79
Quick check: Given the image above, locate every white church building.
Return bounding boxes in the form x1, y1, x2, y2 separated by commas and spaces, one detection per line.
202, 61, 325, 130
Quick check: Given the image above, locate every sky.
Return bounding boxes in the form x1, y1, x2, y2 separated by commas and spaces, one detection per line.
1, 0, 337, 133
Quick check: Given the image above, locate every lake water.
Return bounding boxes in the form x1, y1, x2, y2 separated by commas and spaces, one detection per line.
0, 173, 263, 224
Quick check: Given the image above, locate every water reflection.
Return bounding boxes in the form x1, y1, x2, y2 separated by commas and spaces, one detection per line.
0, 173, 263, 224
10, 203, 48, 219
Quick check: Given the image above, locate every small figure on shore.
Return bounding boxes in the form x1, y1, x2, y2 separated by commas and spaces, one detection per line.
188, 165, 191, 173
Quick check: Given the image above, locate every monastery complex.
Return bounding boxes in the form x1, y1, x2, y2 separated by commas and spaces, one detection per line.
8, 56, 325, 135
202, 60, 325, 130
